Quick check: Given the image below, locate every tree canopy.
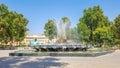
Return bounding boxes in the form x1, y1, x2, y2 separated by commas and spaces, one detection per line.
0, 4, 28, 45
113, 15, 120, 44
44, 20, 57, 40
77, 22, 90, 43
79, 6, 109, 42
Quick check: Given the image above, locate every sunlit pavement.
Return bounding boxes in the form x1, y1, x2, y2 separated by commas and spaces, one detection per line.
0, 50, 120, 68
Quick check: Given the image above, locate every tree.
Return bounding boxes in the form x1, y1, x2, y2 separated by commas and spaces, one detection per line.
61, 17, 71, 30
77, 22, 90, 44
61, 17, 71, 25
44, 20, 57, 40
80, 6, 109, 42
66, 27, 80, 43
61, 17, 71, 39
113, 14, 120, 44
0, 4, 28, 46
93, 27, 113, 46
0, 4, 9, 44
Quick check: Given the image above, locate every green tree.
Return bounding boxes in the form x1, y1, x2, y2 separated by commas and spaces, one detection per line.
77, 22, 90, 44
93, 27, 113, 47
114, 14, 120, 44
0, 4, 28, 46
44, 20, 57, 40
12, 12, 28, 44
61, 17, 71, 39
0, 4, 10, 44
80, 6, 109, 42
61, 17, 71, 25
66, 27, 80, 43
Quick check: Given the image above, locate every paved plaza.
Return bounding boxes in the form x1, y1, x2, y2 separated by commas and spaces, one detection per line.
0, 50, 120, 68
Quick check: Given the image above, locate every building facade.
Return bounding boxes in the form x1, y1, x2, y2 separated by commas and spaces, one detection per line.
24, 34, 50, 45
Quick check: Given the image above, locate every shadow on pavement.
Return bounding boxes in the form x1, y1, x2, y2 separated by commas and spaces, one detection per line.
0, 57, 68, 68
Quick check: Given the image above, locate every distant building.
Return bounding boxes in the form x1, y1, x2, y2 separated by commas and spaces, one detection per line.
24, 34, 50, 45
0, 34, 57, 46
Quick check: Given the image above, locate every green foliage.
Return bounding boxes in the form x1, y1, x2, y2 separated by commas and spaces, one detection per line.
0, 4, 28, 45
61, 17, 71, 31
114, 15, 120, 40
117, 45, 120, 49
62, 17, 71, 24
114, 39, 120, 44
77, 5, 115, 46
77, 22, 90, 43
93, 27, 113, 46
80, 5, 109, 42
66, 27, 80, 43
44, 20, 57, 40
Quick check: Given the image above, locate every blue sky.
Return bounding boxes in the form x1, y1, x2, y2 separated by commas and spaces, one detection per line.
0, 0, 120, 34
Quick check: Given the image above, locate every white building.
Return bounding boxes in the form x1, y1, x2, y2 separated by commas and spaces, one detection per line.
24, 34, 50, 45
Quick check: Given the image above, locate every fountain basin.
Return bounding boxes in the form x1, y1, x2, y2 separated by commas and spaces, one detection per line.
33, 44, 89, 52
9, 49, 114, 57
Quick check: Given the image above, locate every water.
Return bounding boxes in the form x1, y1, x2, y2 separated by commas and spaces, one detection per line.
55, 19, 71, 40
54, 19, 80, 44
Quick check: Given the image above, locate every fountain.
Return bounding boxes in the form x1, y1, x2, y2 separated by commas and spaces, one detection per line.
30, 18, 89, 52
9, 18, 114, 57
54, 19, 70, 44
56, 19, 71, 41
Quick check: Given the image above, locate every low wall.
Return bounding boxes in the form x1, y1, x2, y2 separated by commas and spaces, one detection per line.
9, 50, 114, 57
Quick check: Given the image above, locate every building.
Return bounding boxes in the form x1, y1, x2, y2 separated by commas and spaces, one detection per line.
24, 34, 50, 45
